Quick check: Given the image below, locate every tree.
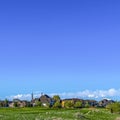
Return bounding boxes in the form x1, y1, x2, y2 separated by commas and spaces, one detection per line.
52, 95, 61, 108
106, 102, 120, 113
74, 101, 82, 108
53, 95, 60, 102
64, 100, 74, 108
84, 101, 90, 108
35, 100, 41, 107
0, 101, 3, 107
53, 101, 61, 108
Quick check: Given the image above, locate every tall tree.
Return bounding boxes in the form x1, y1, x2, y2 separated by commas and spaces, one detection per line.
53, 95, 60, 102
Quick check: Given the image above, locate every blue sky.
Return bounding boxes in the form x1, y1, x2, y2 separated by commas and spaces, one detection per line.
0, 0, 120, 100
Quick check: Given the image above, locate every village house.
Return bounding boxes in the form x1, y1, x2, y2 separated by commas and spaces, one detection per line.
98, 99, 115, 107
83, 100, 98, 107
40, 94, 54, 107
9, 99, 31, 108
31, 94, 54, 107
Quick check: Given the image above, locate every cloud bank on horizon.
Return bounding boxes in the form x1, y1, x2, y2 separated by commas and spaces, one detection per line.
8, 88, 120, 101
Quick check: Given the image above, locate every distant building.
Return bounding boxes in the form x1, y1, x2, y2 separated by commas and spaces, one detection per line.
31, 94, 54, 107
98, 99, 115, 107
40, 94, 54, 107
9, 99, 31, 108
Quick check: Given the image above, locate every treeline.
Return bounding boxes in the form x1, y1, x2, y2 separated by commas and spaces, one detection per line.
1, 94, 120, 113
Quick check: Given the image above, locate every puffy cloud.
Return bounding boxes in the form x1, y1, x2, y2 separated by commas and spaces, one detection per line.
51, 88, 120, 99
7, 88, 120, 100
9, 94, 31, 100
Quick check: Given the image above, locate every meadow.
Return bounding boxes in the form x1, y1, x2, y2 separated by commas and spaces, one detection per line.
0, 108, 119, 120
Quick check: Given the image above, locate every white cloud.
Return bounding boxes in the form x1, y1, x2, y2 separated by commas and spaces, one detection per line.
7, 88, 120, 100
9, 94, 31, 100
53, 88, 120, 99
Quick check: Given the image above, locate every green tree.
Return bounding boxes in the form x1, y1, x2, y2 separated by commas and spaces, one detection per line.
84, 101, 90, 108
53, 101, 61, 108
106, 102, 120, 113
52, 95, 61, 108
0, 101, 3, 107
64, 100, 74, 108
35, 100, 41, 107
74, 101, 82, 108
53, 95, 60, 102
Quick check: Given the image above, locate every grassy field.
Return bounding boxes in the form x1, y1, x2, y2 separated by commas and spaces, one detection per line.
0, 107, 119, 120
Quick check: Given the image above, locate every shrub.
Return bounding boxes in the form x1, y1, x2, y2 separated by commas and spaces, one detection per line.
106, 102, 120, 113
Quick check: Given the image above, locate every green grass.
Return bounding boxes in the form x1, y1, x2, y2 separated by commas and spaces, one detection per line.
0, 107, 119, 120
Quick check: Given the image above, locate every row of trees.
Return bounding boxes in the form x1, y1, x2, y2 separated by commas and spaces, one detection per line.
35, 95, 85, 108
51, 95, 89, 108
1, 95, 120, 114
64, 100, 83, 108
35, 99, 83, 108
